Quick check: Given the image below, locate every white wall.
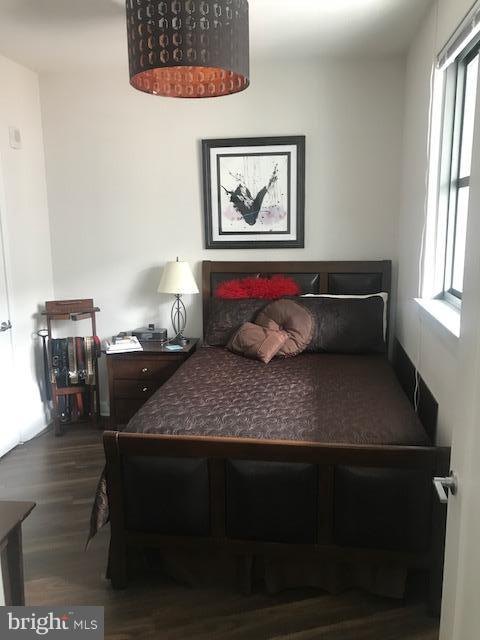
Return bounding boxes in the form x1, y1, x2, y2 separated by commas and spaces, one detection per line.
0, 54, 54, 444
396, 5, 462, 447
397, 1, 480, 638
40, 57, 406, 414
396, 0, 478, 447
437, 0, 477, 51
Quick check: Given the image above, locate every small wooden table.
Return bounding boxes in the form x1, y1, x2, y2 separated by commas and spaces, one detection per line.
0, 501, 35, 605
106, 339, 199, 428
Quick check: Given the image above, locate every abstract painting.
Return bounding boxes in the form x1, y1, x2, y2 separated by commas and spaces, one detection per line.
202, 137, 305, 249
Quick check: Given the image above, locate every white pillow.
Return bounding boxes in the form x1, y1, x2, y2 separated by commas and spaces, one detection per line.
301, 292, 389, 340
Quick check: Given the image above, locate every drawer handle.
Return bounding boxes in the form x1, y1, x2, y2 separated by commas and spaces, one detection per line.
141, 367, 148, 373
142, 387, 149, 393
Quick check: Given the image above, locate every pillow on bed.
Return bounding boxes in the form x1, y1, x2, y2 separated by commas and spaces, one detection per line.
302, 292, 388, 340
255, 299, 314, 357
227, 322, 289, 364
205, 298, 268, 346
298, 295, 386, 353
215, 275, 301, 299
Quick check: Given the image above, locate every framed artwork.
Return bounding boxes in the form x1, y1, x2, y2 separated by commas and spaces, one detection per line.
202, 136, 305, 249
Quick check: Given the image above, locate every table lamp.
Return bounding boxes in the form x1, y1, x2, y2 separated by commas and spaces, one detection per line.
158, 258, 199, 344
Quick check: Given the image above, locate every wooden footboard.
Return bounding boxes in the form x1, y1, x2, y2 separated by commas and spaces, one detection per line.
103, 431, 450, 614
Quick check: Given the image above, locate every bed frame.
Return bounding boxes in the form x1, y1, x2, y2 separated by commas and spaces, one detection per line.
104, 260, 450, 613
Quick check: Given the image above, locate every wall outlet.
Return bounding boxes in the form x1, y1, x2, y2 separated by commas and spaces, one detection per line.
9, 126, 22, 149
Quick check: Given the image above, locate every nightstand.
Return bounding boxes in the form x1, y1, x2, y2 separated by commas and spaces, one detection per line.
106, 339, 199, 428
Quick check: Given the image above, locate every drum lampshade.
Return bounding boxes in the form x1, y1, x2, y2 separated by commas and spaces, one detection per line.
126, 0, 250, 98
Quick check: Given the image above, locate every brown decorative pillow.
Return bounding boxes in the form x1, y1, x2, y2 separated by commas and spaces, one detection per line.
255, 299, 314, 357
227, 322, 289, 364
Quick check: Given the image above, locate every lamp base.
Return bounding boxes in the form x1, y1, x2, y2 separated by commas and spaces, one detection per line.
171, 294, 188, 341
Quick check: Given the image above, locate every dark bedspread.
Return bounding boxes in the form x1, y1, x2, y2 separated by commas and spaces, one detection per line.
89, 347, 429, 541
125, 346, 429, 445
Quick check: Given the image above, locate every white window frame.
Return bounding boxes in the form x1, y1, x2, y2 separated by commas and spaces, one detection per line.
424, 35, 480, 311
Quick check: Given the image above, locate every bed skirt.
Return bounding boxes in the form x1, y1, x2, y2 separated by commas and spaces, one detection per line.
141, 549, 408, 599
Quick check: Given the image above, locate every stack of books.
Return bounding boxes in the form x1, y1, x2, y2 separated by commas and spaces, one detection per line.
105, 335, 143, 354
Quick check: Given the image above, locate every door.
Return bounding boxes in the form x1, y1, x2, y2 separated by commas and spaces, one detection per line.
0, 203, 17, 458
439, 65, 480, 640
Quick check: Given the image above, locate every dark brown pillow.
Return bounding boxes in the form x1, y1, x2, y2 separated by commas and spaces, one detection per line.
255, 299, 314, 357
298, 296, 386, 353
205, 298, 268, 346
227, 323, 289, 364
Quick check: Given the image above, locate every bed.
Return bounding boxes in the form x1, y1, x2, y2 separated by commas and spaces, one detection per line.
98, 260, 450, 612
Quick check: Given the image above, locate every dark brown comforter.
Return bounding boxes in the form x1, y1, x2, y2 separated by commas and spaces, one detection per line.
89, 347, 429, 540
125, 346, 428, 445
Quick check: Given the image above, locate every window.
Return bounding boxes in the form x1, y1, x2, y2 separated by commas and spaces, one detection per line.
444, 46, 479, 304
420, 5, 480, 335
433, 39, 480, 307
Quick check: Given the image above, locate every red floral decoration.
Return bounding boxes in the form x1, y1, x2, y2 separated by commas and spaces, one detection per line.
215, 275, 301, 299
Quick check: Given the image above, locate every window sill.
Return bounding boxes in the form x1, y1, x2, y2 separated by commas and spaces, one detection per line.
414, 298, 461, 338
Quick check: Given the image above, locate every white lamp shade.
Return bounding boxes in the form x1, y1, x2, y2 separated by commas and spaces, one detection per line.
157, 261, 199, 295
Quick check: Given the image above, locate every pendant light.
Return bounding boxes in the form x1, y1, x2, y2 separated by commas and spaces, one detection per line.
126, 0, 250, 98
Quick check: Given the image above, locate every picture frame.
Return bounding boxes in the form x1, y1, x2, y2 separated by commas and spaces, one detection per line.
202, 136, 305, 249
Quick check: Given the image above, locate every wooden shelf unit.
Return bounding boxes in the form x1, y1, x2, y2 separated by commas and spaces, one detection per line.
42, 299, 101, 436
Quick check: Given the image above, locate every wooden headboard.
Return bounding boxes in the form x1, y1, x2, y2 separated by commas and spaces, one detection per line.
202, 260, 392, 338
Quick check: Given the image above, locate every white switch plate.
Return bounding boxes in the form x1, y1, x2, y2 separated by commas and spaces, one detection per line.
9, 126, 22, 149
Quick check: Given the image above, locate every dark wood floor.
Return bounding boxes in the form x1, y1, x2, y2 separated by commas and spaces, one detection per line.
0, 425, 439, 639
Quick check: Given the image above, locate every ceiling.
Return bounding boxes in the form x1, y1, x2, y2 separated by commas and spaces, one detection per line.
0, 0, 432, 73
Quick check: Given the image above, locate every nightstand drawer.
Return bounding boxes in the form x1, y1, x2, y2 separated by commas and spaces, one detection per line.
114, 379, 159, 400
112, 358, 180, 380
